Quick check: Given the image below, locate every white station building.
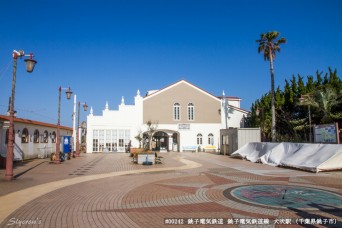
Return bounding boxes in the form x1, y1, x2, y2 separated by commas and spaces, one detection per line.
86, 80, 249, 153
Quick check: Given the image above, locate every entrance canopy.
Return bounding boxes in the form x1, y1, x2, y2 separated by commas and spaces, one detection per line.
230, 142, 342, 172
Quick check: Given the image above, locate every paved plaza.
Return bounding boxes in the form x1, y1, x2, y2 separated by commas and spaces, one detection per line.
0, 152, 341, 227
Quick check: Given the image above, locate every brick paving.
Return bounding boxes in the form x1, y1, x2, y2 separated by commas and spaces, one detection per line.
0, 152, 341, 227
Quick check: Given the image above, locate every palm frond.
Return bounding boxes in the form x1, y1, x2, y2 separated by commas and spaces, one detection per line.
330, 112, 342, 120
289, 116, 306, 124
276, 37, 287, 45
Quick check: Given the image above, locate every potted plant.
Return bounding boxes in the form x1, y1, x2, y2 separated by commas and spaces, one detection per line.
138, 120, 158, 165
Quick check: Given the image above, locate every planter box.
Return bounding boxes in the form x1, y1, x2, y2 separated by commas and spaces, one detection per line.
130, 148, 144, 153
137, 153, 155, 164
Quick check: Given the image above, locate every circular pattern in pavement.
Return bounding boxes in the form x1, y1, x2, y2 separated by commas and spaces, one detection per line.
227, 185, 342, 209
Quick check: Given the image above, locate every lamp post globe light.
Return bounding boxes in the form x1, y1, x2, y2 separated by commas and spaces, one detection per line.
5, 50, 37, 181
76, 102, 88, 157
55, 86, 72, 164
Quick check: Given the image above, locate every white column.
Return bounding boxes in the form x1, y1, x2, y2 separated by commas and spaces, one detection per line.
222, 90, 229, 129
72, 94, 77, 152
168, 133, 173, 152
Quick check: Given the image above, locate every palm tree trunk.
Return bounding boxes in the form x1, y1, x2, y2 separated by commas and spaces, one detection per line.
269, 50, 276, 142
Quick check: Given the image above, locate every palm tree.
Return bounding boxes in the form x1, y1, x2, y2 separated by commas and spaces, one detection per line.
257, 31, 286, 142
303, 89, 342, 124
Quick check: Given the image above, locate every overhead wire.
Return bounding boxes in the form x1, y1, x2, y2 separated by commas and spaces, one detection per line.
0, 104, 57, 122
0, 59, 12, 81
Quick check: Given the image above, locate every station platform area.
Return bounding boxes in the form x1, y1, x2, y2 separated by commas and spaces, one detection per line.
0, 152, 341, 227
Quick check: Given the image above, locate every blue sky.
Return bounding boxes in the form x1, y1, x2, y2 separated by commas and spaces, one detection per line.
0, 0, 341, 127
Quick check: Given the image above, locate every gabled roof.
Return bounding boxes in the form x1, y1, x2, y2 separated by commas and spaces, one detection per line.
0, 115, 72, 131
144, 79, 224, 102
228, 105, 250, 114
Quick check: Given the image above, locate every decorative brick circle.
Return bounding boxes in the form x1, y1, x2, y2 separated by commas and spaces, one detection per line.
227, 185, 342, 209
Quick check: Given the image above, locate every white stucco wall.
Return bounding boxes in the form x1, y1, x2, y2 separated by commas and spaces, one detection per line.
155, 123, 221, 151
86, 92, 143, 153
227, 107, 249, 128
0, 121, 72, 160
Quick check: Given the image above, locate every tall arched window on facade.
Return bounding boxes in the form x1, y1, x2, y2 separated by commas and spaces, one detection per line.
208, 133, 214, 145
188, 103, 194, 121
197, 133, 203, 145
34, 129, 40, 143
173, 103, 180, 121
21, 128, 29, 143
51, 131, 56, 143
43, 130, 49, 143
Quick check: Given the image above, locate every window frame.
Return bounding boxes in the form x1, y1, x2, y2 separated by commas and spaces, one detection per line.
197, 133, 203, 145
208, 133, 214, 145
43, 130, 49, 143
173, 103, 181, 121
187, 103, 194, 121
33, 129, 40, 143
51, 131, 56, 143
21, 128, 29, 143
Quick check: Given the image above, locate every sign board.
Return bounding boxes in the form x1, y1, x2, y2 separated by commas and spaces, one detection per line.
2, 121, 10, 129
63, 136, 72, 153
178, 124, 190, 130
313, 123, 339, 144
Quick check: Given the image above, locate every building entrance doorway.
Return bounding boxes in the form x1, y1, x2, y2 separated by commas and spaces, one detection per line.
153, 131, 168, 151
144, 130, 179, 152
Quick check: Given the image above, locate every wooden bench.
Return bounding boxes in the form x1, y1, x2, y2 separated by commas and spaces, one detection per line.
182, 146, 197, 152
203, 145, 217, 152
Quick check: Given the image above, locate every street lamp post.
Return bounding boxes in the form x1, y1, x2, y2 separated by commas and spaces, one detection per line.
5, 50, 37, 181
55, 86, 72, 164
299, 94, 312, 143
76, 101, 88, 157
222, 91, 229, 129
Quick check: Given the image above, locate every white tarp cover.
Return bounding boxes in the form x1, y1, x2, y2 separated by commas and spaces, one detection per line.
230, 142, 342, 172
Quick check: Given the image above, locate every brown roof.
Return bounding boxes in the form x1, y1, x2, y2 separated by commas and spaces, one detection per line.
0, 115, 73, 131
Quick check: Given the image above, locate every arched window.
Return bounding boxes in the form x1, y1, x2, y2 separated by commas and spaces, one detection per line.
43, 130, 49, 143
188, 103, 194, 121
208, 133, 214, 145
173, 103, 180, 121
21, 128, 29, 143
51, 131, 56, 143
197, 133, 203, 145
34, 129, 40, 143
